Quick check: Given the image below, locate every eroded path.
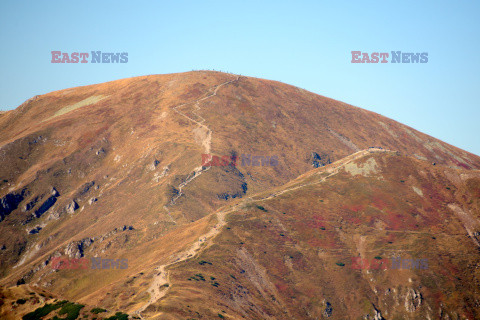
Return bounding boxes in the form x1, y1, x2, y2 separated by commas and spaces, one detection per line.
254, 148, 393, 202
135, 76, 239, 318
134, 205, 236, 318
135, 148, 389, 318
169, 76, 239, 205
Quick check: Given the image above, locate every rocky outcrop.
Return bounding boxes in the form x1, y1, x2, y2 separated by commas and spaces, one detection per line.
34, 196, 57, 218
28, 226, 42, 234
65, 200, 79, 214
405, 288, 422, 312
216, 166, 247, 200
48, 199, 80, 220
323, 300, 333, 317
21, 187, 61, 223
98, 225, 135, 243
0, 189, 27, 222
148, 159, 161, 171
363, 305, 384, 320
217, 182, 248, 200
78, 181, 95, 196
22, 196, 38, 212
64, 238, 94, 258
311, 152, 332, 168
50, 187, 59, 197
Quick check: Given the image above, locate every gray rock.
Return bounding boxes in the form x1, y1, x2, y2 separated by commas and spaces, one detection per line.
22, 196, 38, 212
323, 301, 333, 317
34, 196, 57, 218
51, 187, 59, 197
79, 181, 95, 196
65, 200, 79, 214
0, 189, 26, 222
64, 238, 94, 258
405, 288, 422, 312
28, 226, 42, 234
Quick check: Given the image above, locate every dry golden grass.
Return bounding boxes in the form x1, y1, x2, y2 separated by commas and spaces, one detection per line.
0, 71, 479, 319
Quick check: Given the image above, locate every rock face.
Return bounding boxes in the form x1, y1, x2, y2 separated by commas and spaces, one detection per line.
28, 226, 42, 234
405, 288, 422, 312
34, 195, 57, 218
22, 197, 38, 212
371, 305, 384, 320
0, 189, 26, 222
323, 301, 333, 317
50, 187, 59, 197
78, 181, 95, 196
64, 238, 94, 259
65, 200, 79, 214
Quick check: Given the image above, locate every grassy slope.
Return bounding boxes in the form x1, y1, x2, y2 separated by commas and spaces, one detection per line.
0, 72, 479, 318
147, 152, 480, 319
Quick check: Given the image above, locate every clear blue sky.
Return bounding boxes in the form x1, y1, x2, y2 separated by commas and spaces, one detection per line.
1, 0, 479, 155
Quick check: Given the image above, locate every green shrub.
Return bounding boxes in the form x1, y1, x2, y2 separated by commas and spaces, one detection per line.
105, 311, 129, 320
22, 301, 64, 320
58, 301, 84, 320
91, 307, 107, 314
188, 274, 205, 281
335, 262, 345, 267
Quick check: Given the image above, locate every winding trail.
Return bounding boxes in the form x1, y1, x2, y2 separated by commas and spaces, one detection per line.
134, 148, 390, 318
169, 76, 239, 205
135, 76, 239, 318
134, 205, 238, 319
253, 148, 393, 202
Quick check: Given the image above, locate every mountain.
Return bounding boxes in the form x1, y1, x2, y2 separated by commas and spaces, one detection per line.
0, 71, 479, 319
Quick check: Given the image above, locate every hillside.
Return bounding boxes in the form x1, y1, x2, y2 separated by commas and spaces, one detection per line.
0, 71, 479, 319
140, 149, 480, 319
